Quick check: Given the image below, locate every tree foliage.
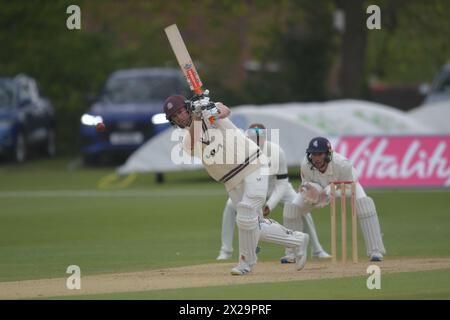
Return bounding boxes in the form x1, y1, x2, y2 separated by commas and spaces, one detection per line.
0, 1, 448, 154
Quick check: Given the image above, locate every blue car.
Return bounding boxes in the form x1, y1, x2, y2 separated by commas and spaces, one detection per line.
80, 68, 187, 164
0, 75, 55, 163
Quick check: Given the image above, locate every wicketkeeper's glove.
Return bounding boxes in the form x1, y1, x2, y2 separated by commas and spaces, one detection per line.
300, 182, 322, 205
316, 188, 330, 208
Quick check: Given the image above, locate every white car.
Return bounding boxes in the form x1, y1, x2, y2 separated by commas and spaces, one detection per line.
422, 62, 450, 105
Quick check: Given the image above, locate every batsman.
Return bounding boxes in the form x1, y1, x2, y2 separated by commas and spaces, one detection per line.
163, 96, 309, 275
163, 24, 309, 275
289, 137, 386, 262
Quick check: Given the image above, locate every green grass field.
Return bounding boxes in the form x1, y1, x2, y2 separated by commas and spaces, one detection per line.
1, 158, 450, 299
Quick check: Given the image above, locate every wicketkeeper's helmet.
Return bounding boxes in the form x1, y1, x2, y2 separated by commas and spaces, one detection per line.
306, 136, 333, 165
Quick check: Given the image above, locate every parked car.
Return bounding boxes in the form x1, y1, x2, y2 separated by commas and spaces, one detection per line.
422, 61, 450, 105
0, 74, 55, 162
80, 68, 187, 164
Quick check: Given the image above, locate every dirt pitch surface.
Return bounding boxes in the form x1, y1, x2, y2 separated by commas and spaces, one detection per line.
1, 257, 450, 299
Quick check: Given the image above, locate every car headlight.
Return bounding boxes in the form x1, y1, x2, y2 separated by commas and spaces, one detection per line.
151, 113, 169, 125
81, 114, 103, 126
0, 119, 14, 130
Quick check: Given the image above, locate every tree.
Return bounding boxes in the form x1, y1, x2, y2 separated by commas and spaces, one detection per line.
335, 0, 367, 98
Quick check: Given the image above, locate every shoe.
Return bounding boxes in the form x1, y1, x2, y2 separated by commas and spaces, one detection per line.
216, 250, 232, 260
280, 254, 296, 264
280, 246, 296, 263
370, 252, 383, 262
312, 250, 332, 259
230, 263, 252, 276
295, 233, 309, 271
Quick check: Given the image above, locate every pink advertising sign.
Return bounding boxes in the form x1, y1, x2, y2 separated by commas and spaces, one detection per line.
333, 136, 450, 187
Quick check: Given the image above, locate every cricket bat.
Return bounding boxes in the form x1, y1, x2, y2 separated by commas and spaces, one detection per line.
164, 24, 203, 95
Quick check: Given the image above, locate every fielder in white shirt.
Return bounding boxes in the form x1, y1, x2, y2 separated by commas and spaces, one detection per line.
163, 95, 309, 275
217, 124, 330, 262
291, 137, 386, 262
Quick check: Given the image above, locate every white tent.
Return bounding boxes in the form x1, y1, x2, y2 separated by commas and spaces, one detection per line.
409, 100, 450, 134
118, 99, 436, 175
274, 100, 433, 135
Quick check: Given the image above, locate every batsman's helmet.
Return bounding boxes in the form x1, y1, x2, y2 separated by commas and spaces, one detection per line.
163, 95, 189, 126
306, 137, 333, 165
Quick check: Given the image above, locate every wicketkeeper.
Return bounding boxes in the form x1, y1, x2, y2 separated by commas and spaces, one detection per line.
288, 137, 386, 262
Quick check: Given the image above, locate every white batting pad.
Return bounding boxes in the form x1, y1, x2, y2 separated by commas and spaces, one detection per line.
236, 202, 260, 266
357, 197, 386, 256
260, 218, 306, 248
282, 203, 304, 257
